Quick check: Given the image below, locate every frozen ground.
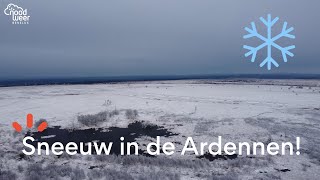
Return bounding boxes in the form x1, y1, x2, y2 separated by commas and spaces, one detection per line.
0, 79, 320, 180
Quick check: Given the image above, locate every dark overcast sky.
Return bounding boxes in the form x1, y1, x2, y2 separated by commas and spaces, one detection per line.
0, 0, 319, 79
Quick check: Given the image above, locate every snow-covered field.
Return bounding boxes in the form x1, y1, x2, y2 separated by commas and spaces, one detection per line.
0, 79, 320, 180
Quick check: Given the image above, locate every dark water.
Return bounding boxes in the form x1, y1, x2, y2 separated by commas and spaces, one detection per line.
26, 121, 177, 156
2, 74, 320, 87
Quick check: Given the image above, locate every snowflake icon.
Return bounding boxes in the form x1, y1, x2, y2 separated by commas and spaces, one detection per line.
243, 14, 295, 70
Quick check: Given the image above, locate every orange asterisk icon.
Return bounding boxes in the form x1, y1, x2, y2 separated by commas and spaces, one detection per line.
12, 114, 47, 132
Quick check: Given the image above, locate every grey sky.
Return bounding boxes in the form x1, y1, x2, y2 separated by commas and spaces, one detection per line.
0, 0, 319, 79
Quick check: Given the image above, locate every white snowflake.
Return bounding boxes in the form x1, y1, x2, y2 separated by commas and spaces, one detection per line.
243, 14, 295, 70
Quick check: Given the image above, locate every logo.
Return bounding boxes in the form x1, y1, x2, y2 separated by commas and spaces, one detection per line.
12, 114, 47, 132
4, 3, 30, 24
243, 14, 295, 70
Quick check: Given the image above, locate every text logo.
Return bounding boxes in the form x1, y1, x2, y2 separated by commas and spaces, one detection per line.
4, 3, 30, 25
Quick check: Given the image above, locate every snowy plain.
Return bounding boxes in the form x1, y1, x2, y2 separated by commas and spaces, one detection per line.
0, 79, 320, 180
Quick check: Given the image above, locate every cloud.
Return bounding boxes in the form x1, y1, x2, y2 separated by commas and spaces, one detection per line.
4, 3, 23, 15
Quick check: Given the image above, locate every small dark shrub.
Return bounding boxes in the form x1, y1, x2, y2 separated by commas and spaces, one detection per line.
109, 109, 120, 116
77, 109, 122, 126
125, 109, 138, 120
77, 111, 109, 126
